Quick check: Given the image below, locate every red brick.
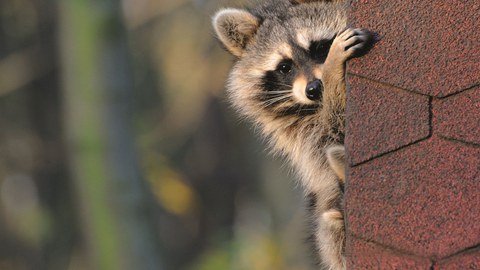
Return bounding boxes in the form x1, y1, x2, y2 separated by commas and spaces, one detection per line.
348, 1, 480, 97
433, 87, 480, 145
346, 237, 432, 270
346, 136, 480, 258
435, 248, 480, 270
346, 76, 430, 165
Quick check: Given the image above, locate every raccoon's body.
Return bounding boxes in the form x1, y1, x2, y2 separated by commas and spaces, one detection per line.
213, 1, 374, 269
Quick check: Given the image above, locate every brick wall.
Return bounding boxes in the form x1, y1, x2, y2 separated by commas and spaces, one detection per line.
345, 1, 480, 269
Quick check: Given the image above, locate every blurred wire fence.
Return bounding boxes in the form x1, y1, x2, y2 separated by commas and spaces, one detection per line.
0, 0, 313, 269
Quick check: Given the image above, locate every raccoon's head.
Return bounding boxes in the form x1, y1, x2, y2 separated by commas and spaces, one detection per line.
213, 0, 346, 125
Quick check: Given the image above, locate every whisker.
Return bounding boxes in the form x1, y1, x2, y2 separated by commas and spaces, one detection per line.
264, 90, 292, 94
259, 91, 291, 99
296, 106, 320, 115
262, 81, 293, 89
262, 94, 293, 107
263, 95, 292, 104
299, 107, 318, 111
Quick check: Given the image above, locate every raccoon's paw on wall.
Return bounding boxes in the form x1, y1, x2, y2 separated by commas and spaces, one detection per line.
324, 28, 375, 75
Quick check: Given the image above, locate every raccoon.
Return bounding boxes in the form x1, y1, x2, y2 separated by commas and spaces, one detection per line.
213, 0, 374, 269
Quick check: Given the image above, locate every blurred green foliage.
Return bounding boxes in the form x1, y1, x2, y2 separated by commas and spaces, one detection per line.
0, 0, 314, 269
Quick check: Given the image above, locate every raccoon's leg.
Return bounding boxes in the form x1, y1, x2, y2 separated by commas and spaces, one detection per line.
316, 145, 347, 270
326, 145, 346, 183
318, 208, 345, 270
320, 28, 375, 126
308, 180, 344, 270
316, 29, 374, 270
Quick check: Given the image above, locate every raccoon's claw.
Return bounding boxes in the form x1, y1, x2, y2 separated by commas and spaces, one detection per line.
340, 28, 376, 59
327, 28, 375, 65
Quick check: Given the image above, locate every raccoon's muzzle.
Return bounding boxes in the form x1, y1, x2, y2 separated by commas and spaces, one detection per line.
305, 79, 323, 101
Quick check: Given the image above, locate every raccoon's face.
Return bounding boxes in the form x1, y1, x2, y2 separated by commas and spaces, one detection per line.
213, 1, 346, 121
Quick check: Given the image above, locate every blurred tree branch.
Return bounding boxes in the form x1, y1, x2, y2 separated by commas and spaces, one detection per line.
59, 1, 163, 269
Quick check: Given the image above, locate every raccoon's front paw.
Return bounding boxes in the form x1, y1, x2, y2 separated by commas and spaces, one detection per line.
327, 28, 375, 66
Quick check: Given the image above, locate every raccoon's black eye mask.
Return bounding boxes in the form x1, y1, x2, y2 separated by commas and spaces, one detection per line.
260, 59, 296, 93
309, 38, 334, 62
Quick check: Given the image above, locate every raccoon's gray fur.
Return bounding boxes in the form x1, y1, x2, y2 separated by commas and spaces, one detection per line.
213, 1, 374, 269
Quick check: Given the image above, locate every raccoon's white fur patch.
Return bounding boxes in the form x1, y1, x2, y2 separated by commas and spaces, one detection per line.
257, 43, 293, 72
263, 53, 283, 70
313, 66, 324, 80
278, 43, 293, 59
296, 28, 336, 50
296, 30, 311, 49
292, 75, 314, 104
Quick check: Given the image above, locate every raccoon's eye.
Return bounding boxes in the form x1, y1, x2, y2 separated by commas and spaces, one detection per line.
276, 61, 292, 74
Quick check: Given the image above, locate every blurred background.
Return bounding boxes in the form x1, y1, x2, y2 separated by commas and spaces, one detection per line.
0, 0, 314, 269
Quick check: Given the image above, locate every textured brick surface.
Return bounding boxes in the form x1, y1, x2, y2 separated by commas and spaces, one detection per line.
346, 0, 479, 266
346, 137, 480, 258
348, 1, 480, 97
346, 237, 432, 270
346, 76, 430, 165
434, 248, 480, 270
433, 87, 480, 145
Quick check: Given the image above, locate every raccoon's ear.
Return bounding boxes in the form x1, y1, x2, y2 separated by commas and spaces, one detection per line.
212, 8, 260, 57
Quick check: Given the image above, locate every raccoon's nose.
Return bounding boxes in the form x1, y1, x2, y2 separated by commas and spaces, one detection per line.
305, 80, 323, 101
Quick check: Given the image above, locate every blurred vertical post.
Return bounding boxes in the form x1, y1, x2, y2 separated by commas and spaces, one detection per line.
58, 1, 163, 269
